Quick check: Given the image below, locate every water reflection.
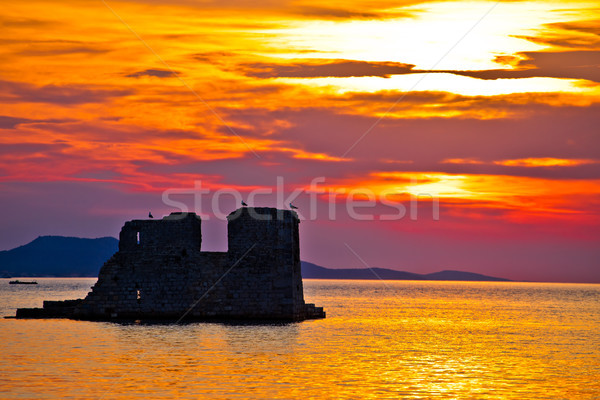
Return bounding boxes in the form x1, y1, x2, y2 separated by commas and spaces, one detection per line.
1, 279, 599, 399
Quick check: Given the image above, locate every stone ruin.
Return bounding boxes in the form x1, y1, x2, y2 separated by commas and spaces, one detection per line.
16, 207, 325, 322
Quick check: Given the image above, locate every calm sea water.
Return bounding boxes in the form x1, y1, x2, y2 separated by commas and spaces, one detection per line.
1, 278, 599, 399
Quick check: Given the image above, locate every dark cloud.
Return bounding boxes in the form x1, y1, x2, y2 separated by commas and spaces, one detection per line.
342, 90, 597, 113
17, 44, 108, 56
0, 142, 70, 156
126, 69, 178, 78
516, 19, 600, 49
92, 0, 418, 19
0, 115, 74, 129
0, 17, 51, 27
0, 116, 35, 129
517, 34, 600, 50
551, 19, 600, 36
242, 59, 416, 78
0, 39, 110, 57
292, 6, 411, 20
192, 51, 238, 63
450, 51, 600, 82
241, 51, 600, 82
0, 80, 131, 105
343, 90, 463, 105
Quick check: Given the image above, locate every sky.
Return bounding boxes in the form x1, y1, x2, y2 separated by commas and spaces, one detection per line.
0, 0, 599, 282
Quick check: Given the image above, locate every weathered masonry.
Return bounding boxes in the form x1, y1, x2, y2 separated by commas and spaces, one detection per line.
16, 208, 325, 322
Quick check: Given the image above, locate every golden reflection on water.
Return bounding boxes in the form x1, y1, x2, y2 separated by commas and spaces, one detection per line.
1, 279, 599, 399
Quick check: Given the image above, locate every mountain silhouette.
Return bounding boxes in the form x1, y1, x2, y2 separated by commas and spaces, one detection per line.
300, 261, 510, 281
0, 236, 118, 277
0, 236, 509, 281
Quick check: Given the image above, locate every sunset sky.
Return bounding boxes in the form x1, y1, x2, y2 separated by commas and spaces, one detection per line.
1, 0, 599, 282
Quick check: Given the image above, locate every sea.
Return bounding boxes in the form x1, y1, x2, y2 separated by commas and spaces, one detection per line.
1, 278, 599, 399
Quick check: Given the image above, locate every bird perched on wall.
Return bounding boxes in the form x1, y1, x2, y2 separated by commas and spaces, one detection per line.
289, 203, 298, 210
149, 211, 154, 218
241, 200, 248, 207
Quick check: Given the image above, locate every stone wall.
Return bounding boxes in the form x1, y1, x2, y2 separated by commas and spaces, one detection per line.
118, 212, 202, 253
19, 208, 325, 321
214, 207, 306, 319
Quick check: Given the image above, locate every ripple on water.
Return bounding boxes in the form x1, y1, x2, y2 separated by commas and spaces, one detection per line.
1, 279, 599, 399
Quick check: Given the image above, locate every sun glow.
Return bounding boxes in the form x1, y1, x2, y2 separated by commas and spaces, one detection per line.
261, 1, 596, 67
323, 171, 600, 216
1, 0, 599, 254
265, 2, 550, 67
276, 74, 600, 98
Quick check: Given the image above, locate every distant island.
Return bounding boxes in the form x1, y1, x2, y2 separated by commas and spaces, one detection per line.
301, 262, 510, 281
0, 236, 509, 281
0, 236, 118, 277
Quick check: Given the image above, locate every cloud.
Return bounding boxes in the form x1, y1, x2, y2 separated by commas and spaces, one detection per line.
0, 80, 131, 105
291, 6, 412, 20
450, 51, 600, 83
517, 34, 600, 50
438, 157, 600, 178
442, 158, 486, 165
241, 59, 416, 78
82, 0, 417, 20
240, 51, 600, 82
551, 19, 600, 36
443, 157, 600, 168
0, 115, 74, 129
0, 116, 35, 129
0, 16, 51, 28
17, 44, 109, 56
0, 38, 110, 58
517, 19, 600, 50
0, 142, 70, 156
192, 51, 238, 63
216, 103, 600, 180
126, 69, 179, 78
494, 158, 600, 167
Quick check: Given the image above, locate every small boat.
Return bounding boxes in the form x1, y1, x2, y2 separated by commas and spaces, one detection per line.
9, 280, 38, 285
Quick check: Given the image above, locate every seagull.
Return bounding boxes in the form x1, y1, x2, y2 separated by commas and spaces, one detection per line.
289, 203, 298, 210
241, 200, 248, 207
148, 211, 154, 219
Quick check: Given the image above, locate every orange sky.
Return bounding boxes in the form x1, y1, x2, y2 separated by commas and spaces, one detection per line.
0, 0, 599, 281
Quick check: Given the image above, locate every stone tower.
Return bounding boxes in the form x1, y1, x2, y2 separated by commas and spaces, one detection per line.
223, 207, 306, 320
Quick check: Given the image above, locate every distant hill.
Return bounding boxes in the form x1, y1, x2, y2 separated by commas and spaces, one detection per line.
0, 236, 118, 277
422, 270, 509, 281
0, 236, 509, 281
301, 261, 510, 282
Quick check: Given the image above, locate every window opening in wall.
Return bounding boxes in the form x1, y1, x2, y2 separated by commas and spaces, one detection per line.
136, 231, 140, 245
137, 289, 141, 300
